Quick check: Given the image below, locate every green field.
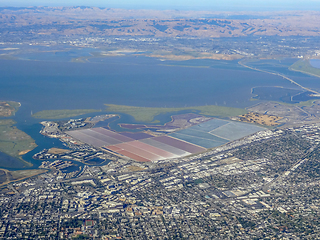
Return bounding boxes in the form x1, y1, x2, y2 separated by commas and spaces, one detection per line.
105, 104, 247, 122
32, 109, 101, 119
277, 99, 316, 107
0, 119, 36, 166
289, 59, 320, 78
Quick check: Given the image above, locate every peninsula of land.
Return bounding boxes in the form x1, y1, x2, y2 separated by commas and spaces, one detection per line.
0, 101, 37, 168
0, 101, 20, 117
289, 59, 320, 78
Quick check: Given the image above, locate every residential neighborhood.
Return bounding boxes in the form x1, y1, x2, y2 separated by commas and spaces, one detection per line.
1, 123, 320, 239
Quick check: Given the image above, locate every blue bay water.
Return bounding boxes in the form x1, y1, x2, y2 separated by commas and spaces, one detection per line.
0, 57, 300, 113
1, 56, 320, 169
310, 59, 320, 69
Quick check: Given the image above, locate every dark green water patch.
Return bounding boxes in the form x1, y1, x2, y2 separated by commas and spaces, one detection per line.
60, 165, 79, 173
252, 86, 302, 103
0, 152, 28, 169
85, 158, 106, 165
292, 92, 320, 102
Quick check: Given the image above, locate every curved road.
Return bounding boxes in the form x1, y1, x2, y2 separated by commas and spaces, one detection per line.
239, 60, 320, 95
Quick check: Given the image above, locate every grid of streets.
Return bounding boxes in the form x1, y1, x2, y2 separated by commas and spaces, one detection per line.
1, 123, 320, 239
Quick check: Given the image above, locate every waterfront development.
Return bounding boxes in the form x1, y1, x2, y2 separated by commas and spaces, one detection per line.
0, 55, 304, 169
2, 4, 320, 238
1, 120, 320, 239
1, 50, 320, 238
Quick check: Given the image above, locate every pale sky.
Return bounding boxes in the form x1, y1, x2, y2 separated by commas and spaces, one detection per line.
1, 0, 320, 11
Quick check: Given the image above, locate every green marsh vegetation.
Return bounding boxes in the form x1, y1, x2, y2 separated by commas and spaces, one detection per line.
32, 109, 101, 119
289, 59, 320, 78
105, 104, 247, 122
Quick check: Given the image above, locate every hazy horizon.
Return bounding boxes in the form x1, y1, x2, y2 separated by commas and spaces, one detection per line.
1, 0, 320, 11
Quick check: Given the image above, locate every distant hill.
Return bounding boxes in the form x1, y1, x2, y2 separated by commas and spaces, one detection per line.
0, 7, 319, 38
